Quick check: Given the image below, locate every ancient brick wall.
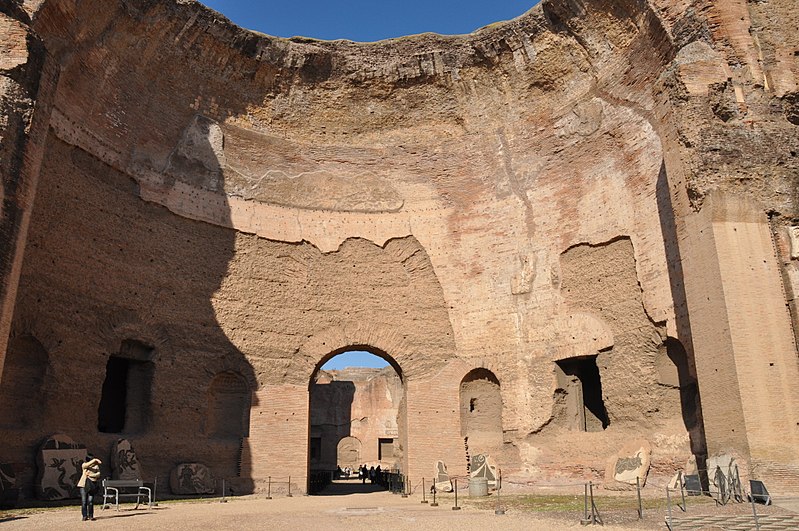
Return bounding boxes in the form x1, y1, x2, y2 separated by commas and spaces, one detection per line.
0, 0, 798, 498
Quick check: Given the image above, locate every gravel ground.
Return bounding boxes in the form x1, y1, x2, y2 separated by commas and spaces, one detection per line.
4, 481, 791, 531
1, 490, 647, 531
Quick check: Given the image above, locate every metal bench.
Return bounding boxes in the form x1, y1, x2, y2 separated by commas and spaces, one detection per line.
101, 478, 152, 510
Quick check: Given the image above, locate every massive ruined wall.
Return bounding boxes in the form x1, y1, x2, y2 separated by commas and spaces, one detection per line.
0, 0, 798, 497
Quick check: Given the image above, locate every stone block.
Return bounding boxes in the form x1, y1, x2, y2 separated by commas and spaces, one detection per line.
110, 438, 142, 480
170, 463, 215, 495
36, 434, 86, 500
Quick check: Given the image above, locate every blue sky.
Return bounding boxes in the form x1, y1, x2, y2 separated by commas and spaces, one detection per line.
321, 350, 389, 370
199, 1, 540, 42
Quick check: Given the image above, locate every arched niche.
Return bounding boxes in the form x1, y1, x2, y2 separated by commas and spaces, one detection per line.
207, 370, 251, 439
336, 436, 362, 468
0, 335, 49, 429
460, 368, 503, 453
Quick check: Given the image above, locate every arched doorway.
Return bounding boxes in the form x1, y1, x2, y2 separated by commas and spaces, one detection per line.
308, 346, 405, 494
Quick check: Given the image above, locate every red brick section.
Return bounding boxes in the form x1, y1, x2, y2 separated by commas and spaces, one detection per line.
242, 385, 309, 494
241, 361, 484, 494
681, 193, 799, 492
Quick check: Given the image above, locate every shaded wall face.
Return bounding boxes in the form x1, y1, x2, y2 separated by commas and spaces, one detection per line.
1, 133, 255, 495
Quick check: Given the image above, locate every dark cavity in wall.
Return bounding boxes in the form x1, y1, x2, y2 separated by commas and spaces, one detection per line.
555, 355, 609, 432
97, 339, 154, 434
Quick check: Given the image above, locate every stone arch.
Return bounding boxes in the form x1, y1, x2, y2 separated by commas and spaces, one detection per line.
336, 436, 362, 468
307, 341, 407, 490
0, 335, 49, 429
300, 324, 412, 386
460, 368, 503, 454
206, 370, 251, 439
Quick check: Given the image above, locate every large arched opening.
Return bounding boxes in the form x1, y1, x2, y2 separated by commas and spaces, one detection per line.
307, 346, 405, 494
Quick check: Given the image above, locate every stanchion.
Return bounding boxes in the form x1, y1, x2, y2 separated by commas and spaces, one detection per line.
495, 469, 505, 515
431, 485, 438, 507
587, 481, 602, 525
581, 483, 590, 525
152, 476, 158, 507
452, 478, 461, 511
750, 481, 761, 530
679, 471, 686, 512
287, 476, 293, 497
421, 478, 428, 504
666, 486, 673, 530
636, 476, 642, 519
266, 476, 272, 500
221, 478, 227, 503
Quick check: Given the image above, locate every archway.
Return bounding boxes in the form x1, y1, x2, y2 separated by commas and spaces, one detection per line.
308, 346, 405, 494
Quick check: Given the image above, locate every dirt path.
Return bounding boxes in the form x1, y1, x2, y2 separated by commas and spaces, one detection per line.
0, 490, 650, 531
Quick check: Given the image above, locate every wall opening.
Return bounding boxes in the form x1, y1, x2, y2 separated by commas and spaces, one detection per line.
378, 437, 395, 461
337, 436, 362, 468
207, 371, 251, 439
554, 355, 610, 432
460, 368, 503, 459
0, 335, 49, 429
308, 347, 404, 494
97, 339, 154, 434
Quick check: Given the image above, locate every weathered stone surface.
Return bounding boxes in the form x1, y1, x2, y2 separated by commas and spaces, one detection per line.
1, 0, 799, 497
605, 440, 651, 488
35, 434, 86, 500
707, 454, 742, 493
470, 454, 498, 488
110, 439, 142, 480
434, 460, 453, 493
170, 463, 215, 495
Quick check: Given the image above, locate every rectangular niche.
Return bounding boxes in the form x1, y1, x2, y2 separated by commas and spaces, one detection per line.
378, 438, 395, 461
555, 355, 609, 432
310, 437, 322, 462
97, 340, 154, 434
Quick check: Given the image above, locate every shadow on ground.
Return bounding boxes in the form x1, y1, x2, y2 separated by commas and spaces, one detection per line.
314, 479, 387, 496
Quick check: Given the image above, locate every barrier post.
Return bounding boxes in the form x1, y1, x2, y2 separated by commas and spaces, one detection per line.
494, 469, 505, 515
153, 476, 158, 507
636, 476, 642, 519
221, 478, 227, 503
452, 478, 461, 510
750, 481, 761, 531
431, 485, 438, 507
666, 486, 673, 530
421, 478, 428, 504
679, 471, 686, 511
266, 476, 272, 499
582, 483, 589, 524
287, 476, 292, 497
